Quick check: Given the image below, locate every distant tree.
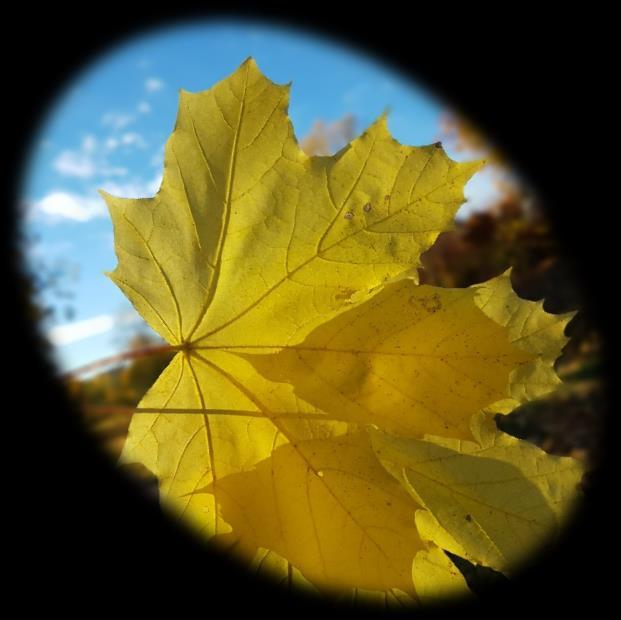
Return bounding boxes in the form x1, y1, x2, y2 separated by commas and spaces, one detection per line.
300, 115, 355, 156
23, 231, 78, 324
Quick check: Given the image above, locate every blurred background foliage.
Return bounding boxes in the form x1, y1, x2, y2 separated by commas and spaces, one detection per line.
54, 114, 603, 593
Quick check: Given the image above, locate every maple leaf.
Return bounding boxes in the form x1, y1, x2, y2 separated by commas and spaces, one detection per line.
370, 412, 582, 574
102, 59, 583, 603
244, 278, 534, 439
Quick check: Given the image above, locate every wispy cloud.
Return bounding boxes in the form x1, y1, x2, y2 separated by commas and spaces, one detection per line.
137, 101, 151, 114
52, 126, 147, 181
53, 150, 96, 178
34, 191, 106, 222
47, 309, 141, 346
120, 132, 147, 149
145, 77, 164, 93
99, 165, 128, 177
48, 314, 115, 346
31, 169, 161, 223
105, 137, 119, 151
99, 173, 162, 198
101, 112, 135, 130
82, 135, 96, 152
53, 134, 98, 178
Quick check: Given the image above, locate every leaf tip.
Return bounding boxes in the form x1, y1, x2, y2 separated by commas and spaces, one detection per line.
464, 157, 487, 176
97, 188, 117, 214
560, 309, 579, 332
239, 56, 262, 77
364, 112, 391, 141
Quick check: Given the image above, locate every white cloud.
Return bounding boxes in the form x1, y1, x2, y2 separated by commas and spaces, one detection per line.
48, 314, 115, 346
33, 169, 161, 224
120, 132, 147, 148
82, 134, 97, 152
53, 150, 95, 178
53, 134, 121, 179
53, 135, 99, 178
100, 165, 128, 177
47, 309, 142, 347
34, 191, 106, 222
99, 174, 162, 198
147, 173, 163, 195
145, 77, 164, 93
53, 125, 146, 181
105, 137, 119, 151
101, 112, 135, 130
137, 101, 151, 114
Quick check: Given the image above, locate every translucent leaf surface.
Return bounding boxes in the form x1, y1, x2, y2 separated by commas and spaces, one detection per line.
370, 420, 583, 573
105, 59, 582, 600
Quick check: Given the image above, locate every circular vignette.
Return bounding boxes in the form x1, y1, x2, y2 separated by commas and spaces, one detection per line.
7, 9, 611, 615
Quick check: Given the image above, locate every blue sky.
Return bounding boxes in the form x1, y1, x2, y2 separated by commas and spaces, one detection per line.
21, 19, 500, 373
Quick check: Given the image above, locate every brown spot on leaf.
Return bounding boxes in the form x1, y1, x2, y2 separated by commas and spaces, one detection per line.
419, 293, 442, 313
335, 287, 357, 301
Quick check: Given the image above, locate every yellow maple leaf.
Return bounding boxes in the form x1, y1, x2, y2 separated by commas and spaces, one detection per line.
102, 59, 582, 603
370, 412, 582, 574
243, 278, 534, 439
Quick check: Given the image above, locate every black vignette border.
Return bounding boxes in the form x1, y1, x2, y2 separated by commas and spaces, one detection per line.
5, 3, 613, 617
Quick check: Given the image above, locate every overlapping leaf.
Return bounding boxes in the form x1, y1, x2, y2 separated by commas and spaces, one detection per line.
370, 414, 582, 574
244, 278, 534, 439
104, 59, 583, 603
